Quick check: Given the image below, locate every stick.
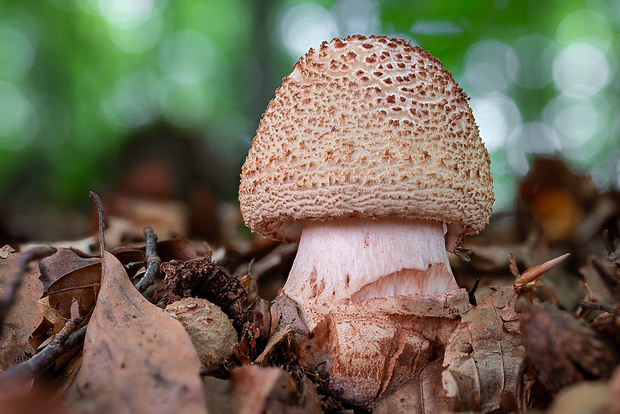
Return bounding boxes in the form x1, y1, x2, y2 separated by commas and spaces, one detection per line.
89, 191, 106, 253
0, 318, 83, 385
578, 300, 620, 318
135, 226, 161, 293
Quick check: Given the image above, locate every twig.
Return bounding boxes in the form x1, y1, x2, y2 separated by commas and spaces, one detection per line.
0, 246, 56, 337
0, 318, 82, 385
89, 191, 106, 253
135, 226, 161, 293
578, 300, 620, 318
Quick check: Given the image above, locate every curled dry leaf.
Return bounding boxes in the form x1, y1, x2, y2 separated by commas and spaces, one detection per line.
38, 248, 100, 290
230, 365, 322, 414
520, 301, 618, 394
66, 251, 207, 414
442, 286, 524, 413
36, 262, 101, 334
0, 247, 44, 370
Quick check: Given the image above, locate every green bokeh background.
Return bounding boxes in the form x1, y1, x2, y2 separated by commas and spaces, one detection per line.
0, 0, 618, 214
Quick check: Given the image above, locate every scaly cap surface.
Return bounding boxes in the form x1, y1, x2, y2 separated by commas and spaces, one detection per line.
239, 35, 494, 241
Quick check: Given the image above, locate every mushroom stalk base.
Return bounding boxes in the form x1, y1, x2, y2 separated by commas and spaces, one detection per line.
283, 217, 458, 330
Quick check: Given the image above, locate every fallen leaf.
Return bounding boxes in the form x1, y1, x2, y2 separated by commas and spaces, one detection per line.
44, 263, 101, 321
374, 360, 455, 414
579, 255, 620, 304
230, 365, 322, 414
442, 286, 524, 413
547, 381, 610, 414
520, 301, 617, 393
38, 248, 100, 290
0, 248, 44, 370
65, 251, 207, 414
202, 376, 232, 414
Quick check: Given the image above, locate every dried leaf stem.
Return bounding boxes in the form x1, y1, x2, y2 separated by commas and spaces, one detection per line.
135, 226, 161, 293
0, 245, 56, 337
0, 318, 82, 385
89, 191, 106, 253
578, 300, 620, 318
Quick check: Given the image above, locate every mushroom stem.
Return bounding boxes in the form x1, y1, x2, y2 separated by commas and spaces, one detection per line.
283, 217, 458, 329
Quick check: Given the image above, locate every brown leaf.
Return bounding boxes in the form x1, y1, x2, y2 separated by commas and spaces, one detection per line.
38, 248, 100, 290
0, 248, 44, 370
547, 381, 610, 414
442, 286, 524, 412
202, 376, 232, 414
230, 365, 322, 414
66, 251, 207, 414
41, 263, 101, 327
579, 255, 620, 304
520, 301, 617, 393
374, 360, 455, 414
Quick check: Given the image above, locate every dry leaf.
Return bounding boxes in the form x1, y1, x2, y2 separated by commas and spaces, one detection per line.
520, 301, 617, 393
442, 286, 524, 413
66, 251, 207, 414
38, 248, 100, 290
0, 248, 44, 370
45, 263, 100, 317
202, 376, 232, 414
374, 360, 455, 414
579, 255, 620, 304
230, 365, 322, 414
547, 381, 610, 414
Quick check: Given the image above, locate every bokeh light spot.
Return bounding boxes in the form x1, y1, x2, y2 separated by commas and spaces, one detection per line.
512, 34, 556, 89
107, 11, 163, 53
97, 0, 155, 29
557, 10, 612, 51
278, 3, 337, 58
553, 100, 606, 147
0, 26, 36, 81
553, 42, 610, 98
464, 41, 520, 93
159, 30, 216, 85
332, 0, 380, 37
0, 82, 37, 150
102, 71, 161, 128
469, 93, 521, 151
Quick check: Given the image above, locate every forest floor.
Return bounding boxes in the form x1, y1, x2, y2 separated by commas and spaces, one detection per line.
0, 157, 619, 413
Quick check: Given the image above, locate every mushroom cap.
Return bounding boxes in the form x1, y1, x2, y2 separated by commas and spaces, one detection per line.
239, 35, 494, 242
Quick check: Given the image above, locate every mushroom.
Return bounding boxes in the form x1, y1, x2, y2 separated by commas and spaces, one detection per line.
239, 35, 494, 408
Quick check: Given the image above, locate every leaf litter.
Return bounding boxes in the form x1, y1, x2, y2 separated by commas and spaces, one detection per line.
0, 158, 619, 413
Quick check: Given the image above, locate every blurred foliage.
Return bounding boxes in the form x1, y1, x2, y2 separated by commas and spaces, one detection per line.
0, 0, 618, 211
